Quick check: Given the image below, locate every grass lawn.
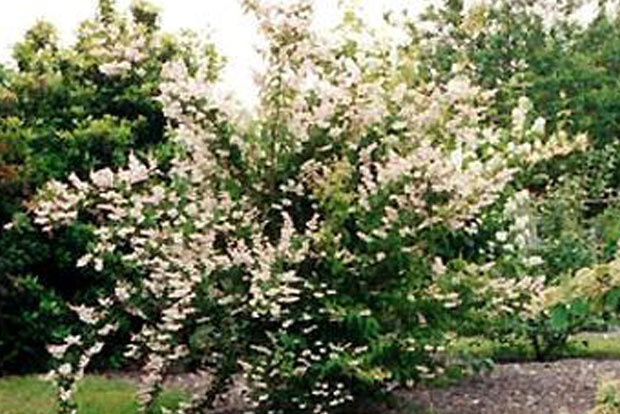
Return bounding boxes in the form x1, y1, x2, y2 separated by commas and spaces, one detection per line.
451, 332, 620, 362
568, 332, 620, 359
0, 375, 187, 414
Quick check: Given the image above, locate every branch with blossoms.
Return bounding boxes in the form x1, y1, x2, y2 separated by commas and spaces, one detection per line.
28, 1, 593, 413
44, 301, 117, 414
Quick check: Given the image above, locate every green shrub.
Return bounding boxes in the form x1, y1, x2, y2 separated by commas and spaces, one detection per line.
0, 0, 221, 375
415, 1, 620, 359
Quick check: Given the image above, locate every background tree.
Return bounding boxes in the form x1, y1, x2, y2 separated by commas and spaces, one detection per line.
0, 0, 221, 374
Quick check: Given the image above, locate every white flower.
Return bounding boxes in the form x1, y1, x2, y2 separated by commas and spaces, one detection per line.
524, 256, 544, 267
119, 152, 149, 184
65, 335, 82, 346
450, 146, 463, 170
94, 258, 104, 272
58, 363, 72, 376
124, 47, 142, 63
515, 215, 529, 230
69, 304, 100, 325
87, 342, 105, 356
512, 97, 532, 134
68, 173, 89, 192
97, 324, 118, 337
47, 344, 70, 359
59, 387, 73, 402
99, 61, 132, 77
531, 117, 546, 135
115, 282, 132, 302
495, 231, 508, 242
432, 257, 447, 276
90, 168, 115, 189
76, 254, 92, 268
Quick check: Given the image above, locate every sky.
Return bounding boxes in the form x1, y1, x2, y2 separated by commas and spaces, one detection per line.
0, 0, 603, 107
0, 0, 432, 107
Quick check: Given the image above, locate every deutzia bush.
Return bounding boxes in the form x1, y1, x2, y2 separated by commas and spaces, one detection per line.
467, 188, 595, 361
32, 1, 587, 413
0, 0, 223, 374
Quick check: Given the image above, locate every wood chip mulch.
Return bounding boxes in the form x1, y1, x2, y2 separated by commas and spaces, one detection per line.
112, 358, 620, 413
401, 359, 620, 414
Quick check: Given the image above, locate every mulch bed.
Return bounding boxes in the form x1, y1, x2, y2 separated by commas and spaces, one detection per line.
111, 358, 620, 413
402, 359, 620, 414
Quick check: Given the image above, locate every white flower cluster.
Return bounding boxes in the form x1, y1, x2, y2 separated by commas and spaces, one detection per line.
44, 302, 116, 414
76, 7, 154, 78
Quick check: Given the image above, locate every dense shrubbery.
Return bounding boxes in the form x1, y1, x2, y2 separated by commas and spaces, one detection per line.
0, 0, 220, 374
413, 0, 620, 360
25, 1, 592, 413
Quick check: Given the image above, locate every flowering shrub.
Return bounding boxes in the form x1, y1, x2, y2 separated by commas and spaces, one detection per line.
405, 0, 620, 360
465, 186, 600, 361
0, 0, 222, 374
29, 1, 589, 413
